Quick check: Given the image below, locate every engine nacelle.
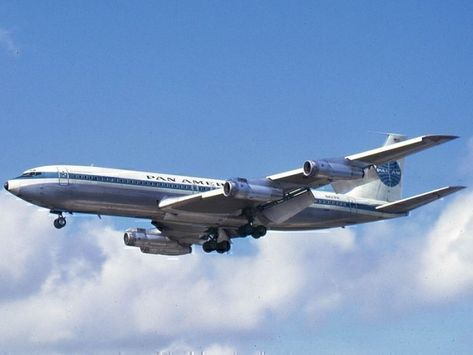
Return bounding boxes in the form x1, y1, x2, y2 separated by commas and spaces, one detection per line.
303, 159, 364, 180
123, 228, 191, 256
223, 178, 283, 202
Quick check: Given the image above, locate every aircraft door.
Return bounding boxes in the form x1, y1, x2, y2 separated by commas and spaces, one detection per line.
348, 198, 357, 214
58, 168, 69, 186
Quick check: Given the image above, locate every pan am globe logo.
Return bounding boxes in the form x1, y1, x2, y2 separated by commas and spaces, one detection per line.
375, 161, 402, 187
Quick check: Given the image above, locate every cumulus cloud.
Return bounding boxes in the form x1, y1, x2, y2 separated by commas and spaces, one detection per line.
159, 341, 237, 355
0, 181, 472, 352
0, 193, 357, 352
0, 28, 19, 56
417, 191, 473, 300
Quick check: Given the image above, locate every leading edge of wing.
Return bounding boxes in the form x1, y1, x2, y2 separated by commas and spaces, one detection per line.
346, 134, 459, 165
158, 188, 255, 214
159, 189, 223, 209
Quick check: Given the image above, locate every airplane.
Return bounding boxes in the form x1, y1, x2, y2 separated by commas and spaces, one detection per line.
3, 134, 465, 256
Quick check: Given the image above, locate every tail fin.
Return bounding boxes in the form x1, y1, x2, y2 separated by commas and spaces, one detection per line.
332, 134, 407, 202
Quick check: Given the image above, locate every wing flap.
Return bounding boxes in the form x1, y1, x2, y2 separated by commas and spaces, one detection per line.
262, 189, 316, 223
375, 186, 465, 213
346, 135, 458, 165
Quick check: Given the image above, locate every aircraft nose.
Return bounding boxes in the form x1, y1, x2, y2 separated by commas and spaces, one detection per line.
3, 181, 8, 191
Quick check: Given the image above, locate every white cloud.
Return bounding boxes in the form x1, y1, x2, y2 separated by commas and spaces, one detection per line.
0, 193, 356, 352
417, 191, 473, 300
202, 343, 237, 355
158, 341, 237, 355
0, 182, 472, 352
0, 28, 19, 56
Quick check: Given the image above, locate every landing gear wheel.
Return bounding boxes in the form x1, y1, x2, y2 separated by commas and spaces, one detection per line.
238, 223, 254, 237
54, 216, 66, 229
252, 225, 267, 239
216, 240, 231, 254
203, 240, 217, 253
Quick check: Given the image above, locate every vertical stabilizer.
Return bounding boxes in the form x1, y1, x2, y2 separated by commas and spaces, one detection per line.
332, 134, 406, 202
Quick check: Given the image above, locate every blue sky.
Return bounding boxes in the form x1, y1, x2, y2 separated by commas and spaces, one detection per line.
1, 1, 473, 354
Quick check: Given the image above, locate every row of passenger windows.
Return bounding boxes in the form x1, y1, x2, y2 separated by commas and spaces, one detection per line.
315, 199, 350, 207
68, 173, 213, 192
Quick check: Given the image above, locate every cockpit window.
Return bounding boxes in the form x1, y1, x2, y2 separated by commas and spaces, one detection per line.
20, 172, 42, 177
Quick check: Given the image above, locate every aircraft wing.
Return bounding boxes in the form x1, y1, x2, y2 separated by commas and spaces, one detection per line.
159, 186, 316, 224
158, 188, 256, 214
267, 168, 332, 189
267, 135, 458, 187
158, 134, 459, 219
345, 135, 458, 165
152, 221, 217, 244
375, 186, 465, 213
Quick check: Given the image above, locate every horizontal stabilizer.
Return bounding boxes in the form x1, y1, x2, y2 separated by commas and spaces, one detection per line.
375, 186, 466, 213
346, 135, 458, 166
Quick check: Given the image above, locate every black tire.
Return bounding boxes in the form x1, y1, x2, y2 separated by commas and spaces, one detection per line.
53, 217, 66, 229
57, 217, 66, 228
256, 225, 267, 237
238, 224, 254, 236
251, 225, 267, 239
203, 240, 216, 253
216, 240, 230, 253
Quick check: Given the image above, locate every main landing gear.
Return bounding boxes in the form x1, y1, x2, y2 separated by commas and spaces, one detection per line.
201, 223, 267, 254
238, 223, 267, 239
203, 228, 231, 254
203, 238, 231, 254
238, 208, 267, 239
202, 210, 268, 254
51, 211, 67, 229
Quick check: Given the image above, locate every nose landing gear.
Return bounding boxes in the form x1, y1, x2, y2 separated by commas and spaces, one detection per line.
51, 211, 67, 229
53, 216, 66, 229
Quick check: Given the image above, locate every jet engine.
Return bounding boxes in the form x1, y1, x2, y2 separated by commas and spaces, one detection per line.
123, 228, 191, 256
303, 159, 364, 180
223, 178, 283, 202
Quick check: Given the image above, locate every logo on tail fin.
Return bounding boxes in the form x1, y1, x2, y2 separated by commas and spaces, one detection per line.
375, 161, 402, 187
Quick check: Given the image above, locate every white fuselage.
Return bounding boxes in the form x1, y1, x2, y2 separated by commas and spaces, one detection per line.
5, 165, 403, 232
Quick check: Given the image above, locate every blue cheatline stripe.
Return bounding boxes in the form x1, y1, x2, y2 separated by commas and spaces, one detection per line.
15, 171, 216, 192
313, 198, 382, 213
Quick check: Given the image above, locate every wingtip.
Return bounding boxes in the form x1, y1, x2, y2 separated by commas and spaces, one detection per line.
446, 185, 467, 193
423, 135, 460, 143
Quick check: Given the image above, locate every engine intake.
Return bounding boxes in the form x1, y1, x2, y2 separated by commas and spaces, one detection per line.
303, 159, 364, 180
223, 178, 283, 202
123, 228, 191, 256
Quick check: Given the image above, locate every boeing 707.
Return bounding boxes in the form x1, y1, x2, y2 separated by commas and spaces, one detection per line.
4, 134, 465, 255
